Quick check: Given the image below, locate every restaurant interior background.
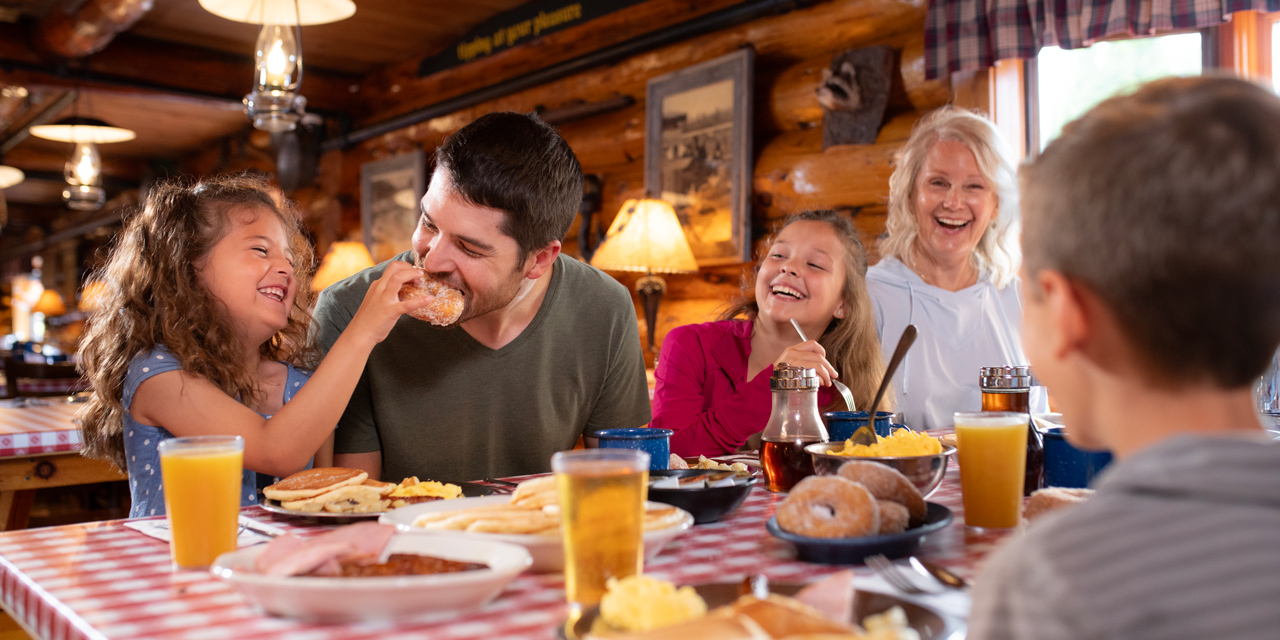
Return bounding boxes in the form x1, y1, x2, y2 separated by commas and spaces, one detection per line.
0, 0, 1274, 547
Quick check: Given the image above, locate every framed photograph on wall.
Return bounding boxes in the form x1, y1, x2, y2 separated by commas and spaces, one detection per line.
645, 48, 753, 266
361, 150, 426, 264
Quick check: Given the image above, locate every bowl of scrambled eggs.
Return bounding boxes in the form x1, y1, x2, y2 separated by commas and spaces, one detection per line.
805, 429, 955, 498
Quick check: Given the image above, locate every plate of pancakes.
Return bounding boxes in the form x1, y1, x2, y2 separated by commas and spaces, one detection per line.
261, 467, 497, 523
381, 476, 693, 572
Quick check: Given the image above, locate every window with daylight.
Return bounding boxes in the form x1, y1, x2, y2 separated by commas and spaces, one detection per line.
1033, 33, 1204, 150
1273, 19, 1280, 91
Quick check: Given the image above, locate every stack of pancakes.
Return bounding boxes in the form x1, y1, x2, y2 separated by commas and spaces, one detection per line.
264, 468, 395, 513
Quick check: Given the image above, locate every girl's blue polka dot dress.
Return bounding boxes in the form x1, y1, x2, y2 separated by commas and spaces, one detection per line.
121, 345, 312, 518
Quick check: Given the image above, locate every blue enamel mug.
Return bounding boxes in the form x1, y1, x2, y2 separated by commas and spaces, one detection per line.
823, 411, 894, 442
594, 428, 673, 470
1042, 427, 1113, 488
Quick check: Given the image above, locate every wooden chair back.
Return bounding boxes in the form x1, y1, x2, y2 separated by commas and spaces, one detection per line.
2, 357, 83, 399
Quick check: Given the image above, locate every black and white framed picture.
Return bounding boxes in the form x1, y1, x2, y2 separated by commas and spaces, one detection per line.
645, 48, 754, 266
361, 150, 425, 264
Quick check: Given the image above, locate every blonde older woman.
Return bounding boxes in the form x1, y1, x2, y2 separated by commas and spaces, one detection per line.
868, 106, 1045, 430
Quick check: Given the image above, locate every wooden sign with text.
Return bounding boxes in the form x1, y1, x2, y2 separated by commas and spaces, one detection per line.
418, 0, 649, 77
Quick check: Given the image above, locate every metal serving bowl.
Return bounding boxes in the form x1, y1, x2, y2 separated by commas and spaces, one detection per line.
804, 442, 956, 498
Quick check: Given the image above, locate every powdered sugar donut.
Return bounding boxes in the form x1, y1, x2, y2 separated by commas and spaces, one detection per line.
398, 275, 464, 326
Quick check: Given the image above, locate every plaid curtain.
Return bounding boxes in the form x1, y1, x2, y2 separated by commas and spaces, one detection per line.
925, 0, 1280, 79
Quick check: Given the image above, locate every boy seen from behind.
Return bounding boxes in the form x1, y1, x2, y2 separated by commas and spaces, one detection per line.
968, 76, 1280, 639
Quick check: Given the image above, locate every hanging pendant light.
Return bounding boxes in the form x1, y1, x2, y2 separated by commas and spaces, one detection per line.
198, 0, 355, 132
29, 116, 136, 144
62, 141, 106, 210
0, 165, 22, 190
30, 112, 135, 211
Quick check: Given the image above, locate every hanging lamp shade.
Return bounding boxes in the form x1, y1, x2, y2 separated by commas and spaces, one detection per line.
0, 165, 22, 189
29, 117, 136, 144
198, 0, 355, 25
312, 241, 375, 291
590, 199, 699, 274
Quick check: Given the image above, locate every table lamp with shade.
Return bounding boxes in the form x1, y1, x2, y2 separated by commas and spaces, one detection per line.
32, 290, 66, 318
312, 241, 375, 291
590, 198, 699, 352
31, 290, 66, 345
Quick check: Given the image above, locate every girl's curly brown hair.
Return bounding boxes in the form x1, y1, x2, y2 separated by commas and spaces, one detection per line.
77, 174, 317, 471
720, 210, 891, 413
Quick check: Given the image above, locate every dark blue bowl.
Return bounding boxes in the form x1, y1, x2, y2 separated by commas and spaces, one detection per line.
824, 411, 893, 441
767, 502, 953, 564
648, 470, 759, 524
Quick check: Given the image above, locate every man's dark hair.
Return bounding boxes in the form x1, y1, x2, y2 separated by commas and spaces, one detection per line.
436, 112, 583, 260
1022, 76, 1280, 388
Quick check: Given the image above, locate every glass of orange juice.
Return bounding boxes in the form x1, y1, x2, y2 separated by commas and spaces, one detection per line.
954, 412, 1027, 530
158, 436, 244, 569
552, 448, 649, 613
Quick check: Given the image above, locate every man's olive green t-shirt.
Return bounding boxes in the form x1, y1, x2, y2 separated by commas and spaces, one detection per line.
312, 251, 652, 483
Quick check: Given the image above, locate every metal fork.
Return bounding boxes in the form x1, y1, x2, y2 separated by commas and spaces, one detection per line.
789, 319, 857, 412
865, 554, 933, 594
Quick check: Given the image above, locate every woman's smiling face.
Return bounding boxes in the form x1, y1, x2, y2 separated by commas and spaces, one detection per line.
755, 219, 847, 327
912, 139, 998, 267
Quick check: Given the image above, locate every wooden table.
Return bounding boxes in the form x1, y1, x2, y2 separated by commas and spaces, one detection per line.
0, 462, 1014, 640
0, 402, 125, 531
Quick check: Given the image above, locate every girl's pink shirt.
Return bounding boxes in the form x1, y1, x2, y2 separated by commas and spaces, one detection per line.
652, 319, 835, 457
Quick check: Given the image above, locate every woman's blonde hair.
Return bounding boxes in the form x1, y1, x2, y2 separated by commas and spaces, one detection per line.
721, 210, 890, 412
881, 106, 1021, 288
77, 174, 317, 471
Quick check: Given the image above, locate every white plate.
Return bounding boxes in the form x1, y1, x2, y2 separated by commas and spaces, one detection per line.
210, 534, 532, 622
381, 496, 693, 573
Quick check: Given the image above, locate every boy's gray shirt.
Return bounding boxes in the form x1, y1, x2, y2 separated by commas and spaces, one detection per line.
969, 432, 1280, 640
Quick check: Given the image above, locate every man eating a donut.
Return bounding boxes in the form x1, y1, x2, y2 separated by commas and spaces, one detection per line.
967, 77, 1280, 639
312, 112, 651, 483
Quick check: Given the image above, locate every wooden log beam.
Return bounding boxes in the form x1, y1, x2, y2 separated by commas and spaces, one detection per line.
355, 0, 927, 129
753, 128, 900, 219
0, 23, 360, 114
35, 0, 152, 59
761, 34, 948, 135
356, 0, 744, 124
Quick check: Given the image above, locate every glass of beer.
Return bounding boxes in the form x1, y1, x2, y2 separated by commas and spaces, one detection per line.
954, 412, 1027, 530
158, 435, 244, 569
552, 448, 649, 612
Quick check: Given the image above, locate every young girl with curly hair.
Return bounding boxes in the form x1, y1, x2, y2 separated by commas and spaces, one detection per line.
77, 174, 426, 517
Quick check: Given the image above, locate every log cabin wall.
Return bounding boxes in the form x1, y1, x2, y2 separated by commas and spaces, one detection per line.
305, 0, 954, 367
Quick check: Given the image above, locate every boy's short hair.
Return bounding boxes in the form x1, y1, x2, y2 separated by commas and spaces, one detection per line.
436, 112, 583, 260
1021, 76, 1280, 388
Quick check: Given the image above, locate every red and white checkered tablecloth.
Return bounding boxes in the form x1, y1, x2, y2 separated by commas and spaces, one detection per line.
0, 380, 88, 398
0, 403, 82, 458
0, 459, 1014, 640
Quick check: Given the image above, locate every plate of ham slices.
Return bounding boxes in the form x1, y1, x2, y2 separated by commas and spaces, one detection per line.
210, 522, 532, 622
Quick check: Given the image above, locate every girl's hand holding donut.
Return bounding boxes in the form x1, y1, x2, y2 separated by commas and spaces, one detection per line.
347, 261, 432, 344
775, 339, 838, 386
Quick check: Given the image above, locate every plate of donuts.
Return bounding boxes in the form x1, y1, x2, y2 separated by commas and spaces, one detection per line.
766, 503, 953, 564
766, 462, 953, 564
